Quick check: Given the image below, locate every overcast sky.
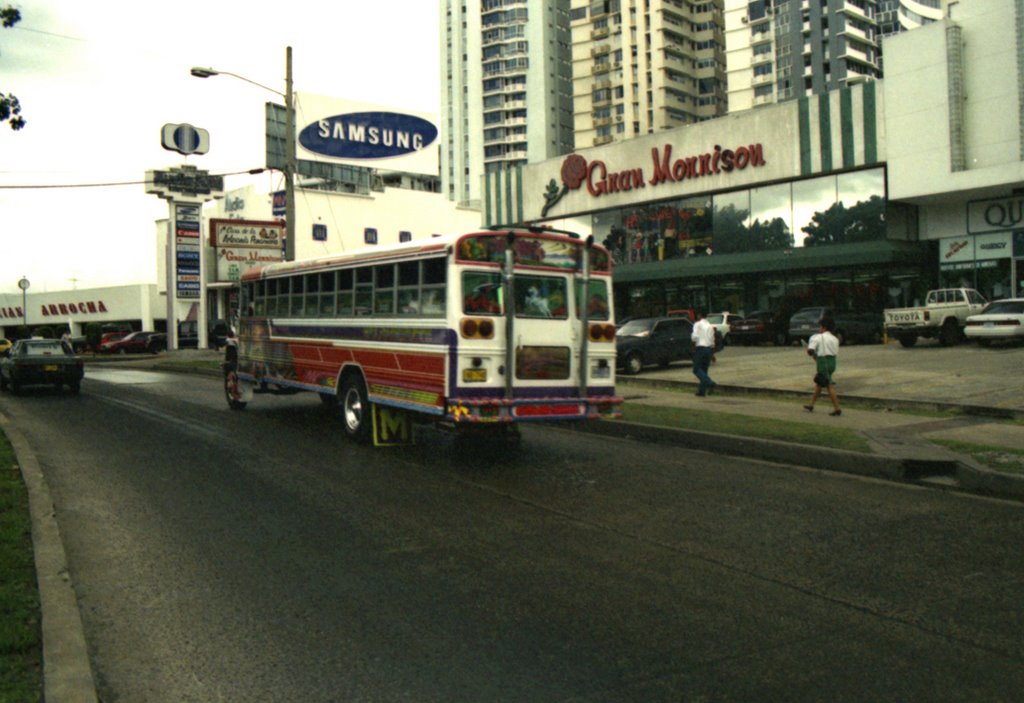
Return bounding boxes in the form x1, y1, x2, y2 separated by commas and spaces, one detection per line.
0, 0, 441, 293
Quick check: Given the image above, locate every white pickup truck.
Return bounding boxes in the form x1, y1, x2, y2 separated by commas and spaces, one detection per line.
884, 288, 988, 347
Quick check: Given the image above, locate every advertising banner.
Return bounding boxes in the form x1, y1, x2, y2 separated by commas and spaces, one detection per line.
211, 219, 285, 282
293, 93, 439, 177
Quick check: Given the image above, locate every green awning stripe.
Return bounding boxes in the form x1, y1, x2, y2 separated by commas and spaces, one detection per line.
505, 167, 513, 225
484, 171, 493, 226
840, 87, 855, 169
799, 97, 812, 176
515, 164, 524, 224
818, 93, 833, 173
863, 81, 878, 164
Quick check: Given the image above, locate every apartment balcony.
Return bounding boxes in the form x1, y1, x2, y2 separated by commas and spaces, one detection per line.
753, 92, 774, 106
839, 1, 877, 26
593, 116, 613, 127
593, 134, 614, 146
752, 72, 773, 86
594, 62, 612, 75
591, 26, 610, 40
838, 24, 877, 47
591, 44, 611, 57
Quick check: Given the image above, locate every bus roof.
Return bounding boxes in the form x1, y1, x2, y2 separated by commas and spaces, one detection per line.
241, 227, 599, 282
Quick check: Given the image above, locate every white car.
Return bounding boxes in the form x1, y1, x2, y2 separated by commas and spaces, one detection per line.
705, 312, 741, 345
964, 298, 1024, 346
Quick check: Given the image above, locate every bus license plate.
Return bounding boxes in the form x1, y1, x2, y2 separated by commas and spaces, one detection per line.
462, 368, 487, 382
592, 366, 611, 379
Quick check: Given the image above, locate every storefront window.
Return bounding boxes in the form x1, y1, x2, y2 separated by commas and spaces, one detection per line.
792, 176, 836, 246
710, 190, 749, 255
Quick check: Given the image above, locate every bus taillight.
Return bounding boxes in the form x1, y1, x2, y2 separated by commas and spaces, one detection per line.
461, 317, 494, 339
589, 323, 616, 342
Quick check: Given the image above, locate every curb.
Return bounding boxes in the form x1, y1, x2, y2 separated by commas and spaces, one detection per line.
0, 412, 98, 703
565, 418, 1024, 503
618, 376, 1021, 420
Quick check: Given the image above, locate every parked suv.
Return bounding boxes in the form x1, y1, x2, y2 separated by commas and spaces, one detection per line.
616, 316, 694, 375
788, 307, 884, 345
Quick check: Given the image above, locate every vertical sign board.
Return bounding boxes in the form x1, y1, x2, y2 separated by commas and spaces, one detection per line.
146, 164, 224, 350
175, 204, 202, 299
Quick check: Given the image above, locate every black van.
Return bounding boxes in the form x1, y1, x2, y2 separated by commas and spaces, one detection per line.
177, 320, 229, 349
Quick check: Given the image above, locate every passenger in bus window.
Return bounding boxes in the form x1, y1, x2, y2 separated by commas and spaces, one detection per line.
524, 286, 552, 317
588, 292, 610, 319
421, 290, 444, 315
465, 279, 501, 314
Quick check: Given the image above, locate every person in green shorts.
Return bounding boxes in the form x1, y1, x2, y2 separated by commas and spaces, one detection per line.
804, 316, 842, 416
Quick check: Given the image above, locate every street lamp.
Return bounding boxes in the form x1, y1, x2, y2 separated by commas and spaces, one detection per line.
190, 46, 296, 261
17, 276, 29, 330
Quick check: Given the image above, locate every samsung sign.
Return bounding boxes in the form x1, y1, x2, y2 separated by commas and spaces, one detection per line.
294, 94, 439, 176
300, 112, 437, 160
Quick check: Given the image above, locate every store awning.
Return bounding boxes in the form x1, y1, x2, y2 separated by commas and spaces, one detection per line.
612, 239, 930, 283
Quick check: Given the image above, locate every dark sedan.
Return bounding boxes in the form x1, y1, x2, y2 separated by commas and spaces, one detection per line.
0, 339, 83, 394
729, 311, 787, 346
616, 316, 694, 375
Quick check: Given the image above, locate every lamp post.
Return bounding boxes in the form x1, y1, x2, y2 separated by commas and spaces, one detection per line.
17, 276, 29, 330
190, 46, 296, 261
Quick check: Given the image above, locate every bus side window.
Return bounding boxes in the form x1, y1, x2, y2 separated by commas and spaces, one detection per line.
266, 279, 278, 316
397, 261, 420, 315
253, 281, 265, 316
319, 272, 336, 316
355, 266, 373, 316
304, 273, 319, 317
337, 269, 354, 316
421, 287, 445, 315
422, 258, 446, 316
289, 276, 304, 316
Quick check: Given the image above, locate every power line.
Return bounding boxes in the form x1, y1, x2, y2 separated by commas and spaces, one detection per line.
0, 168, 268, 190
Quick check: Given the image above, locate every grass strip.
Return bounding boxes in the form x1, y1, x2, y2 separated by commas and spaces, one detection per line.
930, 439, 1024, 476
0, 432, 42, 702
622, 403, 874, 454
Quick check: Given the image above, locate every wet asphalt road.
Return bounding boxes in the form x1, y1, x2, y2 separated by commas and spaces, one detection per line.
2, 368, 1023, 702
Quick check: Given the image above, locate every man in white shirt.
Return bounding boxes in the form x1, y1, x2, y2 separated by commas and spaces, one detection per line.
804, 316, 841, 416
690, 311, 717, 397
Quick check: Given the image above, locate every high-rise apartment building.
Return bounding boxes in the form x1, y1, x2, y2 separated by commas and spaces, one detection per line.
893, 0, 944, 29
725, 0, 881, 113
440, 0, 574, 207
570, 0, 728, 149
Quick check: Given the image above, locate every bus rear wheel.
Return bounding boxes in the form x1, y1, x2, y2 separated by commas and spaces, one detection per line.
340, 375, 372, 443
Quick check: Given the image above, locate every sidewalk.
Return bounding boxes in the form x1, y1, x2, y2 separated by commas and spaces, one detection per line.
588, 339, 1024, 502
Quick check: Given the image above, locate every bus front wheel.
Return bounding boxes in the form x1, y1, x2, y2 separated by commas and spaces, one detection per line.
224, 365, 248, 410
340, 375, 372, 443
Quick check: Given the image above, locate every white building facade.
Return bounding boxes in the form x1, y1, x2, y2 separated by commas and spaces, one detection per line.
482, 0, 1024, 316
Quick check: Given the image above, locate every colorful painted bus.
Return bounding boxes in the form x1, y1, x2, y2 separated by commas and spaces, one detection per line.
223, 227, 622, 443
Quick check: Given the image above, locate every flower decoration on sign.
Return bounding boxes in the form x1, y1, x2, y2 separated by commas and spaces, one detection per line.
541, 154, 588, 217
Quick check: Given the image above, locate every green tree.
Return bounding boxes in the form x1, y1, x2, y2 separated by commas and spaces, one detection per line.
750, 217, 794, 251
710, 203, 751, 254
1, 5, 26, 130
802, 196, 886, 247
